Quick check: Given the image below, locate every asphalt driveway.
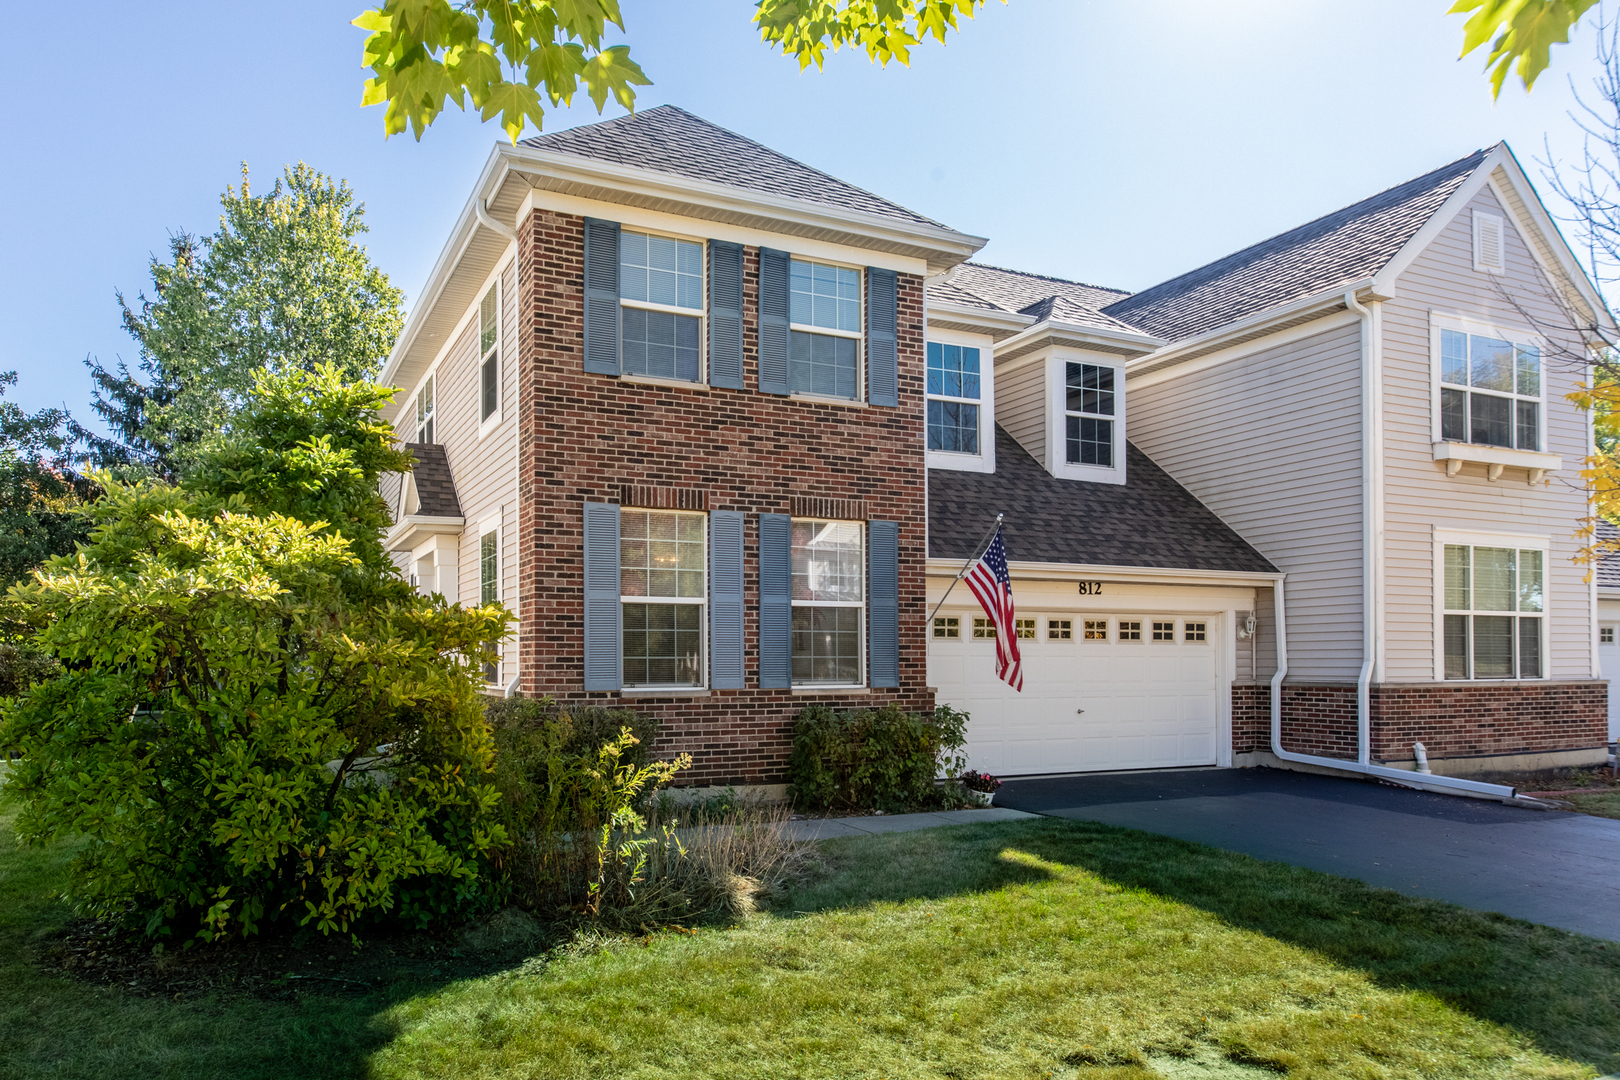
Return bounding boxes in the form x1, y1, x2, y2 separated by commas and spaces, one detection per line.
996, 766, 1620, 942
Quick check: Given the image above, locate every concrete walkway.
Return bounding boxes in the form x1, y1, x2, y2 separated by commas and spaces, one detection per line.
996, 767, 1620, 942
782, 806, 1036, 841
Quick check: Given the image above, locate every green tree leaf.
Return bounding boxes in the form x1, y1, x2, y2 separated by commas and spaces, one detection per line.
1449, 0, 1602, 96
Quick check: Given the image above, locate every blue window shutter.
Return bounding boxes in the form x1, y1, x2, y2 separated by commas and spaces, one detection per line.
867, 267, 898, 407
583, 218, 621, 376
759, 513, 791, 688
708, 241, 745, 390
758, 248, 790, 395
583, 501, 622, 691
709, 510, 745, 689
868, 520, 899, 688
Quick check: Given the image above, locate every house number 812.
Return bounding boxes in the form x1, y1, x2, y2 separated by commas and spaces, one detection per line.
1077, 582, 1103, 595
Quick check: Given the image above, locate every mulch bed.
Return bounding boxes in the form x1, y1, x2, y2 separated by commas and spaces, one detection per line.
36, 907, 561, 1002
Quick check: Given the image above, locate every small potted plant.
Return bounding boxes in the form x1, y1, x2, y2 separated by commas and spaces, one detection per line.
958, 769, 1001, 808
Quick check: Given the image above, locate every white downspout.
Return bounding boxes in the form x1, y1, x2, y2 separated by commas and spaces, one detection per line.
1269, 574, 1515, 799
1345, 290, 1376, 767
476, 197, 519, 243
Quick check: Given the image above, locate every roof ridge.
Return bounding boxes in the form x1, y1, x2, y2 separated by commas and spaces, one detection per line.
964, 262, 1133, 296
1105, 147, 1490, 316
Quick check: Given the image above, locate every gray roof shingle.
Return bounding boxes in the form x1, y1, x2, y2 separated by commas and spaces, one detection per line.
929, 427, 1277, 574
1100, 149, 1489, 341
404, 443, 464, 518
522, 105, 947, 229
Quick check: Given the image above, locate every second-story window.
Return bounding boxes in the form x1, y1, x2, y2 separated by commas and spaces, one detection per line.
414, 374, 435, 443
1439, 329, 1541, 451
480, 285, 499, 422
620, 510, 705, 688
1065, 362, 1115, 467
927, 342, 981, 453
620, 231, 703, 383
790, 259, 862, 399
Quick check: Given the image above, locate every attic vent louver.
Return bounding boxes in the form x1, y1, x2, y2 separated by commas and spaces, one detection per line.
1473, 210, 1506, 274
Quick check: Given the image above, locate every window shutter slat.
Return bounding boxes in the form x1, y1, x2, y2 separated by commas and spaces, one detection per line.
709, 509, 746, 688
758, 248, 790, 395
583, 501, 622, 691
868, 519, 899, 688
759, 512, 791, 688
866, 267, 898, 407
583, 218, 621, 376
708, 241, 745, 390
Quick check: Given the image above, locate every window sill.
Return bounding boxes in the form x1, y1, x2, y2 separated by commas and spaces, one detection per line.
1431, 441, 1562, 481
789, 393, 867, 409
619, 687, 711, 697
791, 685, 871, 695
623, 373, 709, 393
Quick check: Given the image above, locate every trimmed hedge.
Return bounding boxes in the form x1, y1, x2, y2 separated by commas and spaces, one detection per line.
788, 703, 968, 812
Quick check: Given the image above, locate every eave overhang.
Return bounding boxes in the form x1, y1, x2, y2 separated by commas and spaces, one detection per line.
386, 515, 465, 554
926, 299, 1035, 341
926, 558, 1282, 589
993, 318, 1164, 365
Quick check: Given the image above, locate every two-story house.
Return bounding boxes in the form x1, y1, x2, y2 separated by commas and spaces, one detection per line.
382, 107, 1611, 792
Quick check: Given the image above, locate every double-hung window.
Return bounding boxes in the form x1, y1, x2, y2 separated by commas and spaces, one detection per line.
1438, 328, 1541, 451
620, 231, 703, 383
1443, 543, 1544, 679
790, 519, 864, 684
414, 375, 435, 443
1065, 362, 1115, 467
479, 285, 500, 423
927, 342, 981, 453
480, 527, 500, 684
789, 260, 862, 399
620, 510, 705, 688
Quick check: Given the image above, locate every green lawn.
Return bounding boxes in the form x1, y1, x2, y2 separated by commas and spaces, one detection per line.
3, 801, 1618, 1079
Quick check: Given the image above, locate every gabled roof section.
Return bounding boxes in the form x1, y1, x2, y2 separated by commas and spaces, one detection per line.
929, 427, 1277, 574
1103, 149, 1490, 342
523, 105, 946, 229
950, 263, 1133, 322
403, 443, 464, 518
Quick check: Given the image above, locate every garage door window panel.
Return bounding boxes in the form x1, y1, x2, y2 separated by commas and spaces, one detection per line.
791, 519, 863, 685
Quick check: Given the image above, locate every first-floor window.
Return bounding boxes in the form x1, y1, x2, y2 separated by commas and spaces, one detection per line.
791, 519, 863, 685
1443, 543, 1544, 679
620, 510, 705, 688
480, 529, 499, 683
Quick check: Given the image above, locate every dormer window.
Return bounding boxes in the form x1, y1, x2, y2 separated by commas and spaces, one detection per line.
927, 342, 981, 454
1065, 362, 1115, 468
414, 374, 435, 443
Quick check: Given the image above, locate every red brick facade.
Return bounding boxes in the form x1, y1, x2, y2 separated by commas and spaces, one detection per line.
514, 208, 934, 786
1231, 680, 1607, 765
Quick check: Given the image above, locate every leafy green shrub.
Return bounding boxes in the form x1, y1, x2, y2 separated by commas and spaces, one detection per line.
0, 642, 55, 699
485, 695, 660, 769
788, 703, 970, 812
0, 367, 511, 943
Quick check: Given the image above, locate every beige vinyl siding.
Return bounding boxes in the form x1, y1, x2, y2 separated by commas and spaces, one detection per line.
996, 357, 1046, 463
1381, 184, 1592, 682
1129, 321, 1365, 682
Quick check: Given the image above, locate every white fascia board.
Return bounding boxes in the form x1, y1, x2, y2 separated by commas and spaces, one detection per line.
386, 515, 466, 553
1125, 280, 1375, 379
994, 318, 1163, 361
1374, 143, 1617, 339
927, 558, 1283, 589
379, 146, 513, 413
503, 144, 988, 271
927, 299, 1034, 338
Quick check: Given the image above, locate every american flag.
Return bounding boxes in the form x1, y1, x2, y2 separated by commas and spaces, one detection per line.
964, 527, 1022, 692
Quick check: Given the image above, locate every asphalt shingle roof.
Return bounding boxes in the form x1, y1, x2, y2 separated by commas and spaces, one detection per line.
523, 105, 947, 229
929, 427, 1277, 574
404, 443, 464, 518
1598, 520, 1620, 591
1100, 149, 1489, 341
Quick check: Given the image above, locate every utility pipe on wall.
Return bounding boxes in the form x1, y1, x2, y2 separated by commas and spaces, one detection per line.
1269, 582, 1514, 798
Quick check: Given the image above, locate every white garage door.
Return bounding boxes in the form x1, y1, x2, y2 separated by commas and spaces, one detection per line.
1601, 624, 1620, 742
930, 611, 1221, 775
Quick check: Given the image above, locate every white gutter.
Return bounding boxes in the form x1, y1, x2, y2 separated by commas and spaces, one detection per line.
1268, 582, 1515, 799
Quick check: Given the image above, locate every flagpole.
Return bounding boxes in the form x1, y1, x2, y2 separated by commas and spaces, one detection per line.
928, 513, 1003, 626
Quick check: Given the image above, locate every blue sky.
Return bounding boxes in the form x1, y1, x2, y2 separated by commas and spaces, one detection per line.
2, 0, 1611, 420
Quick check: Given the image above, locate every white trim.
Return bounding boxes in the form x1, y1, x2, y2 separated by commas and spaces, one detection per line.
1045, 351, 1127, 485
927, 298, 1036, 340
925, 327, 996, 474
1431, 526, 1551, 549
927, 557, 1284, 589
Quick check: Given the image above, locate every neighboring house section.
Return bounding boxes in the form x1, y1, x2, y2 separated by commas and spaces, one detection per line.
1596, 520, 1620, 745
